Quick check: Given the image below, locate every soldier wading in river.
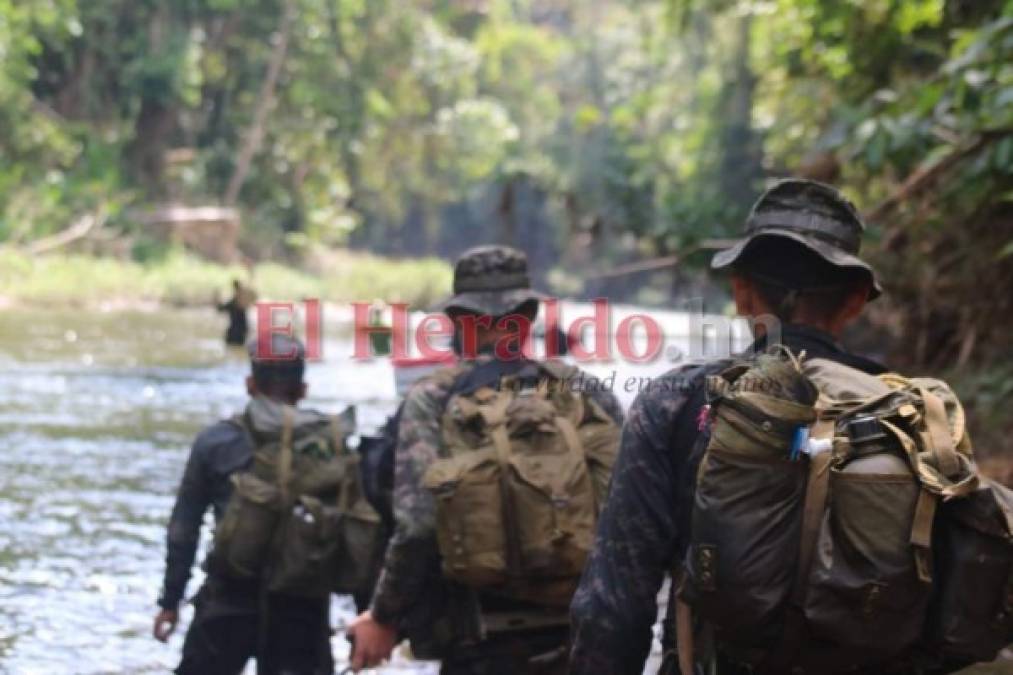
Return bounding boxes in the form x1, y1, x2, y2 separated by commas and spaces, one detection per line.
154, 335, 372, 675
347, 245, 624, 674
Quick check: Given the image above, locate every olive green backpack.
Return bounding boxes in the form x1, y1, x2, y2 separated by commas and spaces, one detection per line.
676, 349, 1013, 674
213, 402, 385, 599
422, 361, 619, 607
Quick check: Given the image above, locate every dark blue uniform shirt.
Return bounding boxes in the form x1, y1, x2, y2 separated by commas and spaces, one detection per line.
158, 419, 252, 609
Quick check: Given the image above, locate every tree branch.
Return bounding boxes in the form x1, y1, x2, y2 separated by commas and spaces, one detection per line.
583, 238, 738, 279
223, 0, 296, 206
26, 210, 107, 255
864, 130, 1010, 224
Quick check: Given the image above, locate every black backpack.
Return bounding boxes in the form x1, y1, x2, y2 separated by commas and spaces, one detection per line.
357, 407, 402, 538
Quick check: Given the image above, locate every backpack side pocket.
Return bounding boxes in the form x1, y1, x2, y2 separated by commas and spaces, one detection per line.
508, 435, 596, 580
423, 449, 508, 587
333, 454, 386, 596
681, 446, 807, 637
924, 481, 1013, 662
267, 495, 343, 597
804, 466, 927, 659
213, 473, 281, 579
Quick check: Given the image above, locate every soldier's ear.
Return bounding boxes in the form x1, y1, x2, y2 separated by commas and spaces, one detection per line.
730, 274, 759, 317
517, 300, 538, 321
832, 282, 870, 332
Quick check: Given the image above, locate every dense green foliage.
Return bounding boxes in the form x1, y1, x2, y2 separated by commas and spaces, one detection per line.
1, 0, 1011, 370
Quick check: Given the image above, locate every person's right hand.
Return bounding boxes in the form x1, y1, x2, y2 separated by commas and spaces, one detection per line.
346, 610, 397, 671
153, 608, 179, 642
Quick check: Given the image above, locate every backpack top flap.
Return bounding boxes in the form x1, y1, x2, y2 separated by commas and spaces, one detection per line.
802, 357, 893, 404
883, 374, 973, 459
801, 359, 979, 500
241, 397, 357, 499
440, 359, 609, 457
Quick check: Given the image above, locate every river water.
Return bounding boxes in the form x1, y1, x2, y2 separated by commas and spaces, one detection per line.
0, 307, 1006, 674
0, 308, 400, 673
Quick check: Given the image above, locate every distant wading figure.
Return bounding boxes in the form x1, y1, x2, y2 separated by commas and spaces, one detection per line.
218, 279, 256, 346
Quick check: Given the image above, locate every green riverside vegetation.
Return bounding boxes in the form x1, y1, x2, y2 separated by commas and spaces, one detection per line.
0, 248, 451, 309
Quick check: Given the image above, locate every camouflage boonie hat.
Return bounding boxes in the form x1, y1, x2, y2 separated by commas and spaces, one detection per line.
437, 245, 544, 316
711, 178, 882, 300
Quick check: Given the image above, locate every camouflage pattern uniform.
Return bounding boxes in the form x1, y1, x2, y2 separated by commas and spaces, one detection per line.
568, 325, 886, 674
369, 246, 623, 674
569, 181, 894, 674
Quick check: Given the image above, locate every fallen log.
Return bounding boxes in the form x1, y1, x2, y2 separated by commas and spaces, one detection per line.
25, 211, 106, 255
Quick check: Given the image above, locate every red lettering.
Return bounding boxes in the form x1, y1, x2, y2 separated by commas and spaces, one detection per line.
494, 313, 532, 361
454, 314, 491, 358
255, 302, 297, 359
415, 314, 454, 359
304, 298, 322, 360
544, 298, 561, 358
616, 313, 663, 363
352, 302, 409, 359
566, 298, 611, 362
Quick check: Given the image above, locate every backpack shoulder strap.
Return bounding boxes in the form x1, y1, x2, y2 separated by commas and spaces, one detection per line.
277, 406, 295, 505
536, 359, 578, 382
760, 422, 834, 674
227, 412, 257, 452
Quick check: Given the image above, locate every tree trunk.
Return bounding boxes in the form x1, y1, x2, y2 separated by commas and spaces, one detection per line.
717, 12, 761, 212
223, 0, 296, 206
497, 178, 517, 246
125, 4, 179, 196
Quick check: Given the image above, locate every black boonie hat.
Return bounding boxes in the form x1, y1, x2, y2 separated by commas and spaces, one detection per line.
437, 245, 545, 316
711, 179, 882, 300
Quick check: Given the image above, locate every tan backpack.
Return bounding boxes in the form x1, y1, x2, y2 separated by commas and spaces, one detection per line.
677, 349, 1013, 673
213, 401, 384, 599
422, 361, 619, 607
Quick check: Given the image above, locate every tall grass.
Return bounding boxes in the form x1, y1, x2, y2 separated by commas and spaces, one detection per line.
0, 248, 451, 309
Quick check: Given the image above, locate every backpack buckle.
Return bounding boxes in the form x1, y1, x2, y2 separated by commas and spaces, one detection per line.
861, 581, 887, 617
696, 544, 717, 592
846, 415, 887, 446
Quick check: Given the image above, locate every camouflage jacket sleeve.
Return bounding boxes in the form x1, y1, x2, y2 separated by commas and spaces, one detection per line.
370, 372, 454, 626
569, 365, 705, 674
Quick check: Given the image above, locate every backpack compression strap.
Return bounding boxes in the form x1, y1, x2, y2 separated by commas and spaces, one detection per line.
277, 406, 295, 505
760, 417, 835, 674
330, 415, 344, 455
482, 390, 524, 576
919, 388, 962, 480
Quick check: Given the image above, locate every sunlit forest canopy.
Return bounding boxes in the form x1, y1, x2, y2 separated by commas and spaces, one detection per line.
1, 0, 1012, 371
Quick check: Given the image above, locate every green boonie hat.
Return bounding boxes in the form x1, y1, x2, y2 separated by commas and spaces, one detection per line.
711, 178, 882, 300
437, 244, 545, 316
